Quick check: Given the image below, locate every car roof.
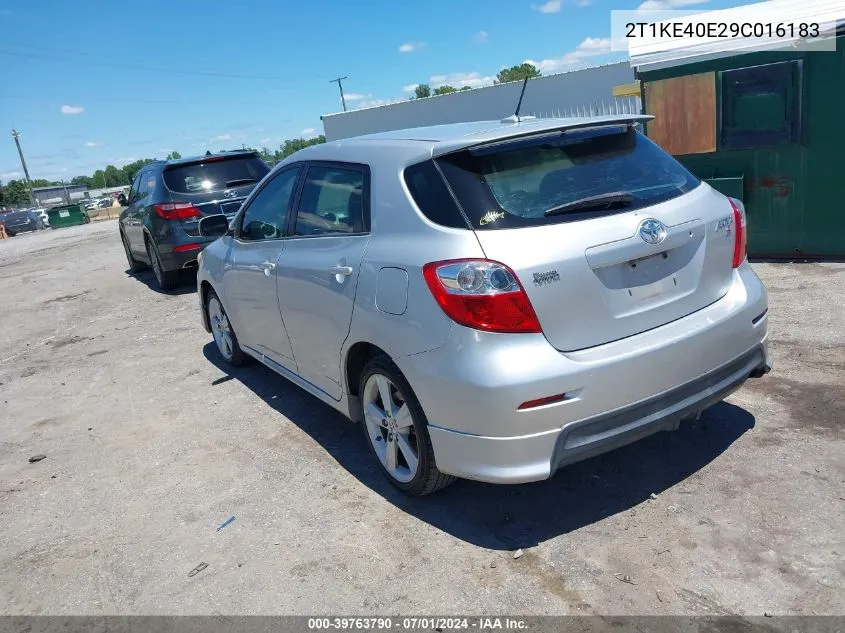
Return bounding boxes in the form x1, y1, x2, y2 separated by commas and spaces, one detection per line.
307, 115, 653, 161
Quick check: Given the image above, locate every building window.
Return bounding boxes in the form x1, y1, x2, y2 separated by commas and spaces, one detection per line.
719, 60, 802, 150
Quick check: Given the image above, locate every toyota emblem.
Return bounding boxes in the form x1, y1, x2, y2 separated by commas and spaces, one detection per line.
223, 189, 238, 199
638, 218, 667, 245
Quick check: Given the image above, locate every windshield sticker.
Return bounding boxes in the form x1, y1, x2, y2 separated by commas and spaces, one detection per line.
533, 270, 561, 286
479, 210, 506, 226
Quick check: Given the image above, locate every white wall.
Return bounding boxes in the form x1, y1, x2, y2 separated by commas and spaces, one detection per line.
321, 62, 636, 141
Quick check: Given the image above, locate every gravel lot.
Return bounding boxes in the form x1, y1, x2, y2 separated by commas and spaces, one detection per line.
0, 224, 843, 616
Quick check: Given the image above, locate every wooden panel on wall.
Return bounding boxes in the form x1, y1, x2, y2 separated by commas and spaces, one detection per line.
644, 72, 716, 155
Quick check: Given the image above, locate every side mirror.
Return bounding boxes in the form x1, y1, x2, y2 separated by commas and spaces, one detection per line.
117, 194, 127, 206
198, 214, 230, 238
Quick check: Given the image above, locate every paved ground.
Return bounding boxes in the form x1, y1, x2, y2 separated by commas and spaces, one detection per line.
0, 224, 843, 616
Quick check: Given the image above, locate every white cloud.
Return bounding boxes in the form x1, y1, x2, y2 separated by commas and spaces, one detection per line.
531, 0, 561, 13
473, 30, 488, 43
85, 141, 101, 147
398, 41, 425, 53
637, 0, 707, 8
355, 98, 403, 110
113, 157, 137, 166
524, 36, 617, 74
157, 148, 172, 153
403, 83, 419, 93
343, 93, 371, 101
430, 71, 495, 90
260, 138, 271, 144
61, 105, 84, 115
1, 170, 23, 180
576, 0, 592, 5
214, 133, 232, 141
300, 128, 318, 138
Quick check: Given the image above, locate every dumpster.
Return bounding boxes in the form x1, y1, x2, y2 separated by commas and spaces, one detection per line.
47, 204, 90, 229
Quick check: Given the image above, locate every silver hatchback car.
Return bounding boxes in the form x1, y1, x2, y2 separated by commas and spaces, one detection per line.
196, 115, 770, 495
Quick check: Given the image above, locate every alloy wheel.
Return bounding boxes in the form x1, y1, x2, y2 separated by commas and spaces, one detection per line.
362, 373, 419, 483
208, 296, 234, 361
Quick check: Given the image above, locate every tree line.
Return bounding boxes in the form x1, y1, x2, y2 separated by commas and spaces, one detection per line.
0, 136, 326, 208
410, 63, 541, 100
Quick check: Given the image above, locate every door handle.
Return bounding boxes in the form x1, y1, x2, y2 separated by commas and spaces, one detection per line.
329, 265, 353, 276
262, 261, 276, 277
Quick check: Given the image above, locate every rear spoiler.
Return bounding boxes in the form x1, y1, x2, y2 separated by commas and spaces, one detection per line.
432, 115, 654, 158
162, 151, 260, 171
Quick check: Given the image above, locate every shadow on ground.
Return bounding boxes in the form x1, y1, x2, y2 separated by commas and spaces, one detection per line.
125, 268, 197, 296
203, 343, 755, 550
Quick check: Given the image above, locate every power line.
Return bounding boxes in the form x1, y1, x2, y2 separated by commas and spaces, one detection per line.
0, 46, 309, 83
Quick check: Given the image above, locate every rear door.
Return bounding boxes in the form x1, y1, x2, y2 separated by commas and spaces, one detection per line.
436, 126, 738, 352
124, 171, 148, 252
276, 162, 371, 400
161, 154, 271, 236
223, 166, 303, 371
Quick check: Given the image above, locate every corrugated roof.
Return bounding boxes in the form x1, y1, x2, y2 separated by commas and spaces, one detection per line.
630, 0, 845, 72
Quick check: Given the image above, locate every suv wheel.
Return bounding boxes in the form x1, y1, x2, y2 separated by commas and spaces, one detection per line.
121, 231, 147, 273
146, 239, 180, 291
360, 355, 455, 496
207, 290, 247, 366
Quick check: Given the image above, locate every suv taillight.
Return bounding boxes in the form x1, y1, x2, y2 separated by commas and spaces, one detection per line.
154, 202, 202, 220
422, 259, 542, 333
729, 198, 747, 268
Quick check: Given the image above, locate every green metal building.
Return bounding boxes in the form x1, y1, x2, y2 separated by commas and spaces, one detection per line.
631, 13, 845, 258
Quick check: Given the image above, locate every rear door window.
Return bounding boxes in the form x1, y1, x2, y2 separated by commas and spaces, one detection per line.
436, 126, 700, 230
163, 156, 270, 194
293, 165, 367, 237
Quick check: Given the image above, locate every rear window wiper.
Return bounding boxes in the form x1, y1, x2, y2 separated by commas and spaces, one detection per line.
225, 178, 259, 187
544, 191, 634, 217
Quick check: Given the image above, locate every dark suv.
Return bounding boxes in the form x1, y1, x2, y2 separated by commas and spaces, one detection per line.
118, 151, 270, 290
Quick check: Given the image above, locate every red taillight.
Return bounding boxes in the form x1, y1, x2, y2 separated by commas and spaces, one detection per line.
729, 198, 747, 268
173, 243, 202, 253
518, 393, 567, 410
154, 202, 202, 220
422, 259, 542, 334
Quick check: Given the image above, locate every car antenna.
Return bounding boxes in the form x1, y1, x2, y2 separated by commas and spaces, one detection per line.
205, 150, 212, 156
500, 77, 535, 124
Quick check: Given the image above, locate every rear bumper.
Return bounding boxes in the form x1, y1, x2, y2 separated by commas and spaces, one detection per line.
398, 263, 770, 484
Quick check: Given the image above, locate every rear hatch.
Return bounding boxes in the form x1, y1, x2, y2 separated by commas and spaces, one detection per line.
436, 125, 739, 352
162, 152, 270, 235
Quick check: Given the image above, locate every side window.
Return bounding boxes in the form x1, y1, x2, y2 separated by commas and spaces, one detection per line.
129, 174, 142, 203
294, 165, 366, 237
239, 167, 301, 241
136, 171, 151, 200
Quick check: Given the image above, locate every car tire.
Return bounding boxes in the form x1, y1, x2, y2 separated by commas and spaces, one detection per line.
206, 290, 247, 366
359, 355, 455, 496
121, 231, 147, 273
146, 239, 180, 291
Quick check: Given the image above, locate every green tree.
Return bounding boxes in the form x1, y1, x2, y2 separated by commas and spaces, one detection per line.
412, 84, 432, 99
30, 178, 60, 188
0, 180, 31, 206
460, 86, 472, 91
166, 151, 182, 160
433, 85, 458, 95
277, 135, 327, 160
495, 63, 541, 84
120, 159, 155, 184
71, 175, 95, 189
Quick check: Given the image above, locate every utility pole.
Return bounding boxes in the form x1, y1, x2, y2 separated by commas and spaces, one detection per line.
329, 76, 348, 112
60, 179, 70, 204
10, 129, 35, 206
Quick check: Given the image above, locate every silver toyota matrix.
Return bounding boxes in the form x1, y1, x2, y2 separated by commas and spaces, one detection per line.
196, 115, 770, 495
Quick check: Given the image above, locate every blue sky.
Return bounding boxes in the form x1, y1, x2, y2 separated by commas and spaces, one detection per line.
0, 0, 750, 182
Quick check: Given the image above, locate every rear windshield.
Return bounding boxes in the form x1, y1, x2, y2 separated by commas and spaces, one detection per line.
436, 126, 700, 230
163, 156, 270, 194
